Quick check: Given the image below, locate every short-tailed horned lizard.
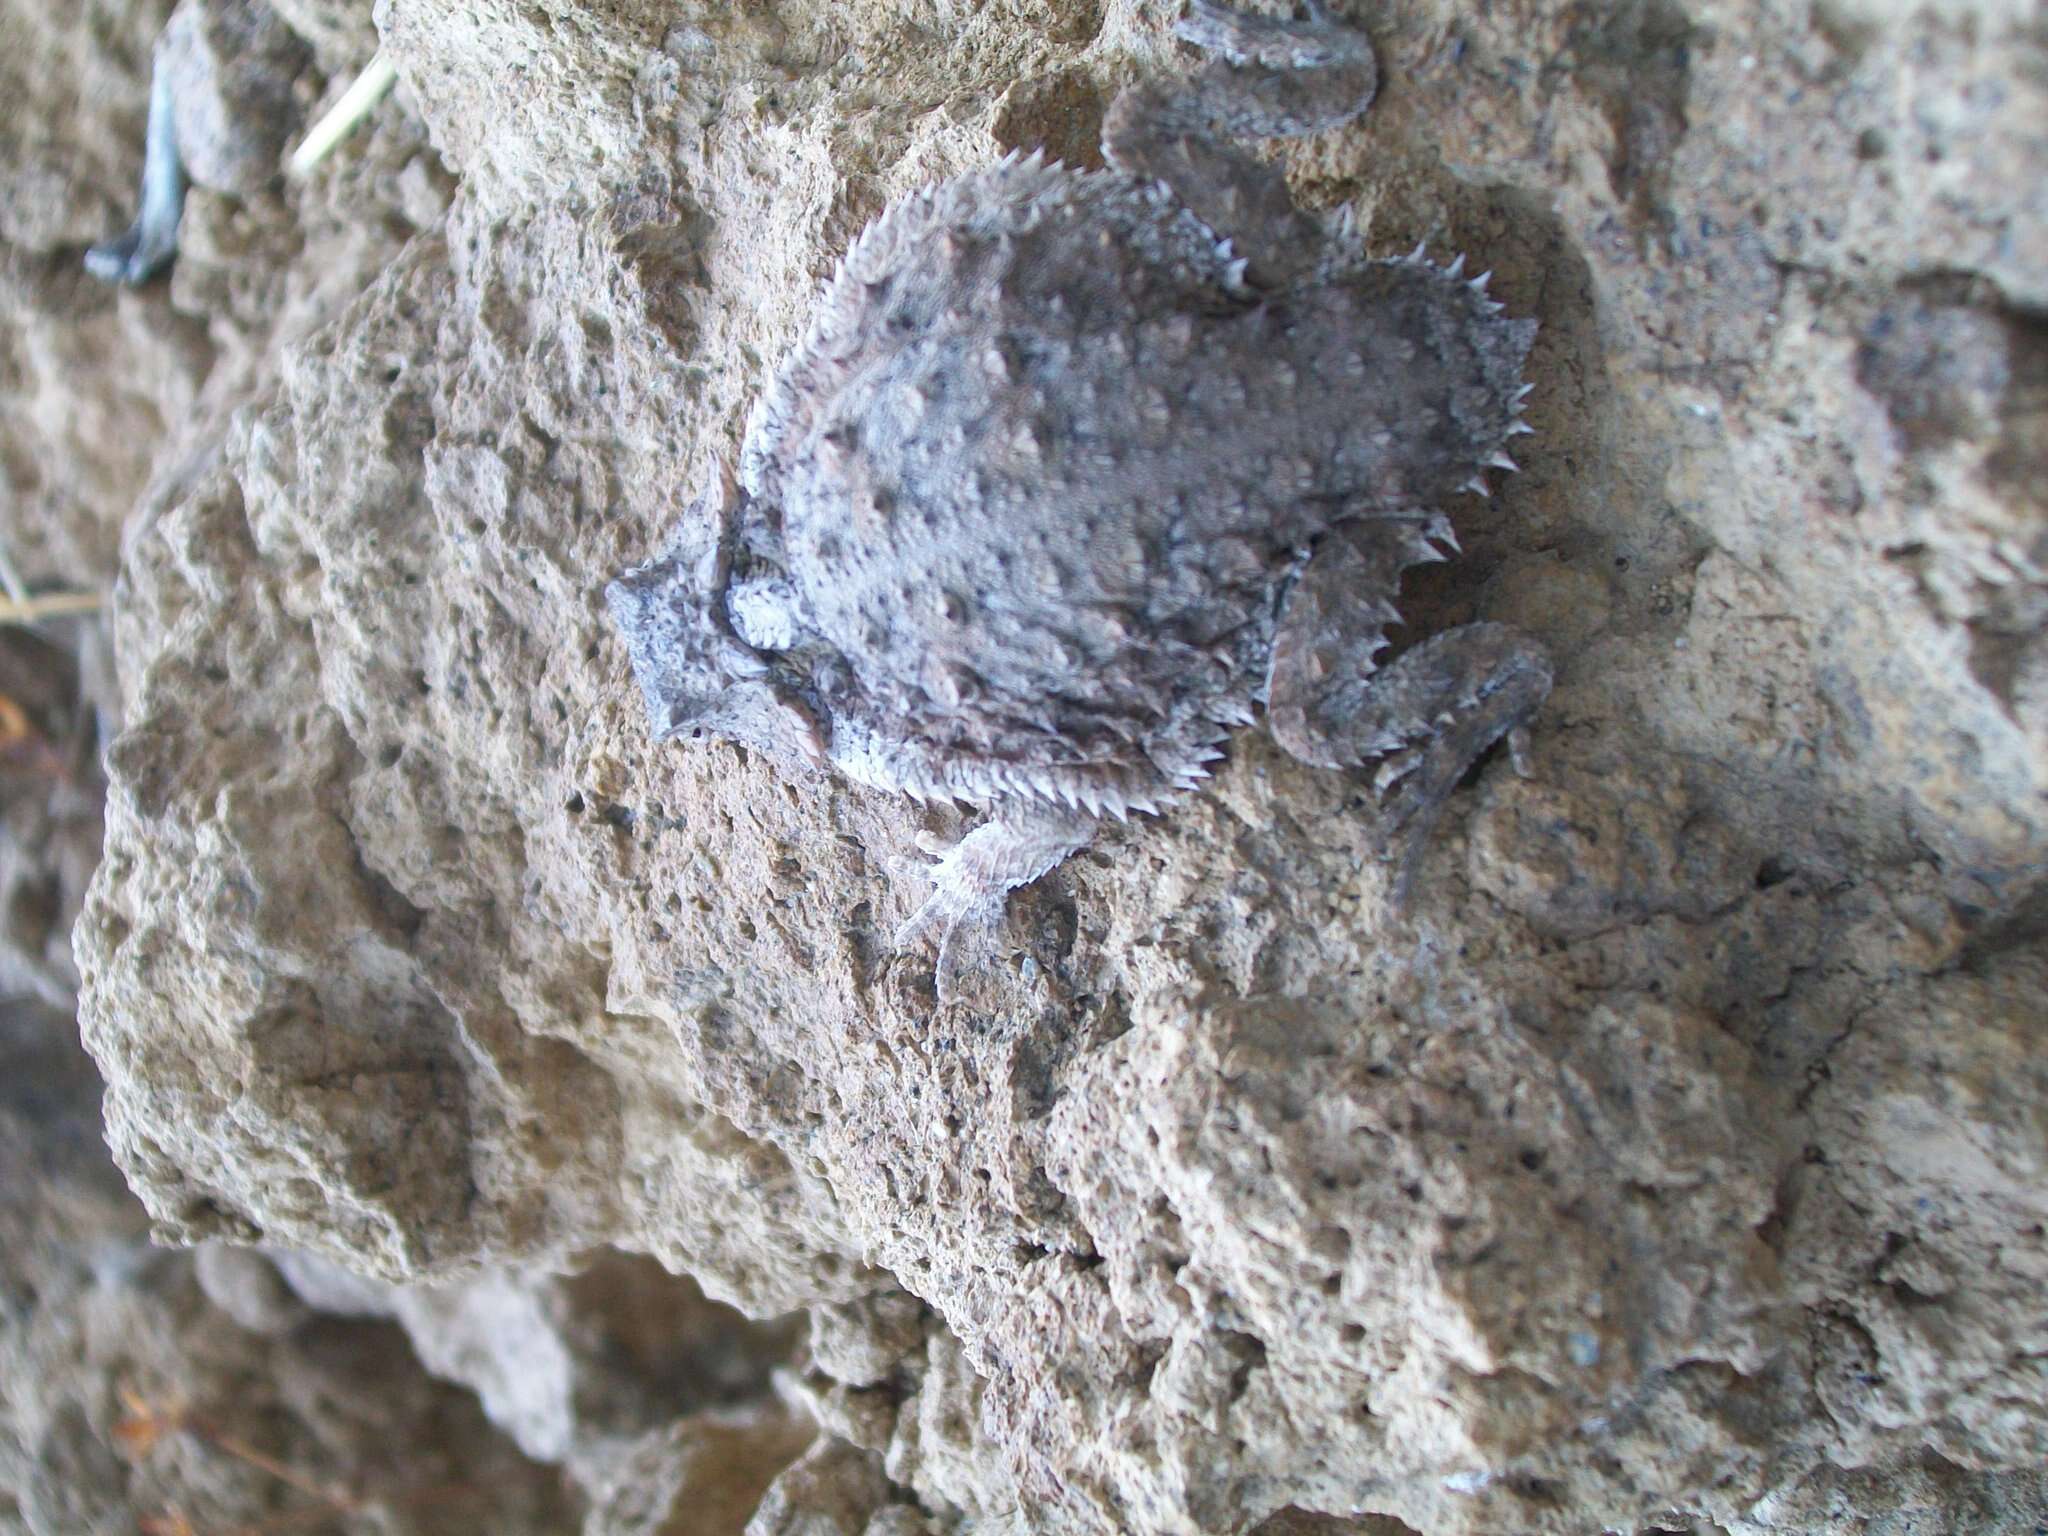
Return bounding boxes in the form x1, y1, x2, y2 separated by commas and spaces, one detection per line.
609, 0, 1550, 964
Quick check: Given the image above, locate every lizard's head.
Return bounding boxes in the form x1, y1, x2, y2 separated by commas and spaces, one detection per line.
606, 474, 827, 766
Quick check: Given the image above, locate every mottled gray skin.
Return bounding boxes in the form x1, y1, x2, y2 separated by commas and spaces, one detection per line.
609, 0, 1550, 959
85, 0, 307, 286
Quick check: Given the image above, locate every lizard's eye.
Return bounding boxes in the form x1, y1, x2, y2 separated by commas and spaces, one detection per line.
690, 728, 705, 740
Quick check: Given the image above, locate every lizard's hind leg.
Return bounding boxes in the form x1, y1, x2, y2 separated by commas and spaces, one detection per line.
1269, 519, 1551, 902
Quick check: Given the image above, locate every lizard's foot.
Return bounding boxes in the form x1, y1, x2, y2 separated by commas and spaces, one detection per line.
897, 805, 1098, 988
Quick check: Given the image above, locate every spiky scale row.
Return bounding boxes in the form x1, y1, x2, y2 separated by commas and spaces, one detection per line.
1385, 246, 1535, 496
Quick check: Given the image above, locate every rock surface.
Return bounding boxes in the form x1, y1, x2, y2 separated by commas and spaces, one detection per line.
268, 1245, 801, 1473
0, 634, 579, 1535
10, 0, 2044, 1532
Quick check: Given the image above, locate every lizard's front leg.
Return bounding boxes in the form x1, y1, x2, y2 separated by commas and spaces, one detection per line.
897, 804, 1099, 984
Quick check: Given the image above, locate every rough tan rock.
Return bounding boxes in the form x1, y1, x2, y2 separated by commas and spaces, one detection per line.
0, 992, 579, 1536
41, 0, 2048, 1533
270, 1246, 800, 1471
1731, 1450, 2048, 1535
0, 1, 178, 257
0, 0, 442, 592
158, 0, 312, 198
583, 1407, 818, 1536
0, 617, 586, 1534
